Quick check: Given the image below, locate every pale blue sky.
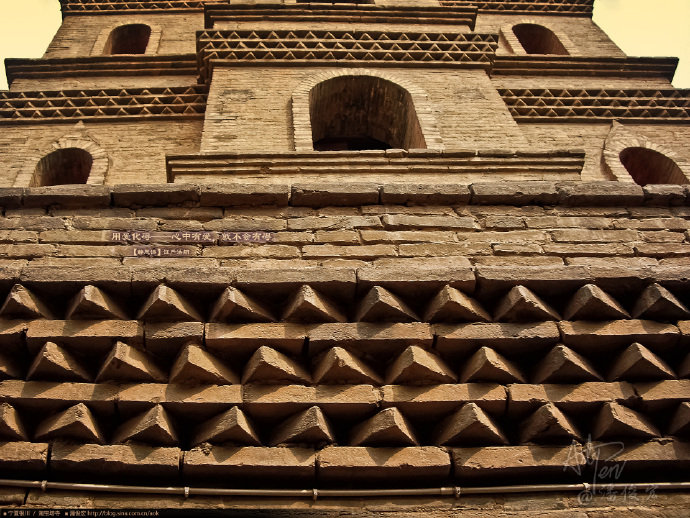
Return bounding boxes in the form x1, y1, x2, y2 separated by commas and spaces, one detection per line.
0, 0, 688, 90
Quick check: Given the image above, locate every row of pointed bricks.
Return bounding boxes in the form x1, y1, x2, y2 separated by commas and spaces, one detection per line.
3, 340, 688, 386
2, 400, 688, 449
3, 281, 688, 324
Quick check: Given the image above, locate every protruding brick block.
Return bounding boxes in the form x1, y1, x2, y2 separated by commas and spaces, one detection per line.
508, 382, 635, 415
112, 184, 200, 207
145, 322, 204, 358
26, 320, 144, 355
382, 383, 507, 417
206, 323, 307, 358
199, 184, 290, 206
0, 441, 49, 474
435, 322, 559, 356
318, 446, 451, 484
452, 445, 585, 481
244, 384, 379, 420
470, 182, 558, 206
308, 323, 433, 356
23, 185, 111, 209
51, 442, 181, 479
558, 320, 680, 354
184, 446, 315, 484
643, 185, 687, 206
591, 439, 690, 472
380, 184, 471, 205
291, 183, 379, 207
557, 182, 644, 206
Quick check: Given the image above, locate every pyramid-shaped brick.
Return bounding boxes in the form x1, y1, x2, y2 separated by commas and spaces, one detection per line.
424, 285, 491, 323
494, 285, 560, 323
356, 286, 418, 322
632, 283, 690, 320
532, 344, 603, 383
96, 342, 167, 383
282, 284, 346, 323
137, 284, 203, 322
592, 402, 660, 440
385, 345, 457, 385
312, 347, 382, 385
170, 342, 239, 385
0, 402, 28, 441
34, 403, 105, 444
0, 351, 22, 380
607, 343, 676, 382
242, 346, 311, 384
0, 284, 54, 319
113, 405, 179, 446
350, 407, 419, 447
269, 406, 336, 447
563, 284, 630, 321
191, 406, 261, 447
519, 403, 582, 444
27, 342, 92, 382
460, 346, 525, 383
668, 402, 690, 437
432, 403, 507, 446
209, 286, 275, 323
65, 285, 128, 320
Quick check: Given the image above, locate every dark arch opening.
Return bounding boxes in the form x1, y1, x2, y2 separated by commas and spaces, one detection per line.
31, 148, 93, 187
512, 24, 569, 55
105, 24, 151, 55
619, 147, 687, 186
309, 75, 426, 151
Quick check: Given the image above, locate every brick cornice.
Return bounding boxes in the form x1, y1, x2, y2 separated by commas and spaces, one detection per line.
4, 55, 198, 86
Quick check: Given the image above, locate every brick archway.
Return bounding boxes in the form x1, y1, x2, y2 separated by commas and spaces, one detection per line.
14, 133, 109, 187
291, 69, 444, 152
500, 19, 579, 56
603, 122, 690, 184
91, 20, 162, 56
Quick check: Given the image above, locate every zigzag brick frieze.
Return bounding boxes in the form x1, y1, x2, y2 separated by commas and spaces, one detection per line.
0, 86, 207, 123
440, 0, 593, 14
500, 87, 690, 122
60, 0, 213, 13
196, 30, 498, 81
59, 0, 593, 16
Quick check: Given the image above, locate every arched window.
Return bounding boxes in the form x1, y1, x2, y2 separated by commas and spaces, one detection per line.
619, 147, 688, 186
31, 148, 93, 187
309, 75, 426, 151
104, 24, 151, 55
512, 24, 569, 55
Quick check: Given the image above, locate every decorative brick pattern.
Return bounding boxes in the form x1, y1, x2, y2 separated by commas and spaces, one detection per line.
500, 88, 690, 122
196, 30, 498, 82
440, 0, 594, 14
0, 86, 207, 123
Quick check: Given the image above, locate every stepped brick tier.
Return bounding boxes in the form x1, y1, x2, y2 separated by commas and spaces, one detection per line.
0, 0, 688, 515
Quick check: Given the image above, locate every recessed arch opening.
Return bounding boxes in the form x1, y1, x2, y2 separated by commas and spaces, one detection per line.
104, 24, 152, 55
309, 75, 427, 151
512, 23, 569, 55
31, 148, 93, 187
619, 147, 688, 186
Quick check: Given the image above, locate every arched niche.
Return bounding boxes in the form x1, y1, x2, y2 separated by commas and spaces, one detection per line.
602, 122, 690, 185
31, 148, 93, 187
620, 147, 688, 186
292, 69, 444, 152
104, 24, 152, 55
310, 75, 425, 151
512, 23, 569, 55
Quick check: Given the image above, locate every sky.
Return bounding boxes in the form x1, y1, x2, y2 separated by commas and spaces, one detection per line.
0, 0, 688, 90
